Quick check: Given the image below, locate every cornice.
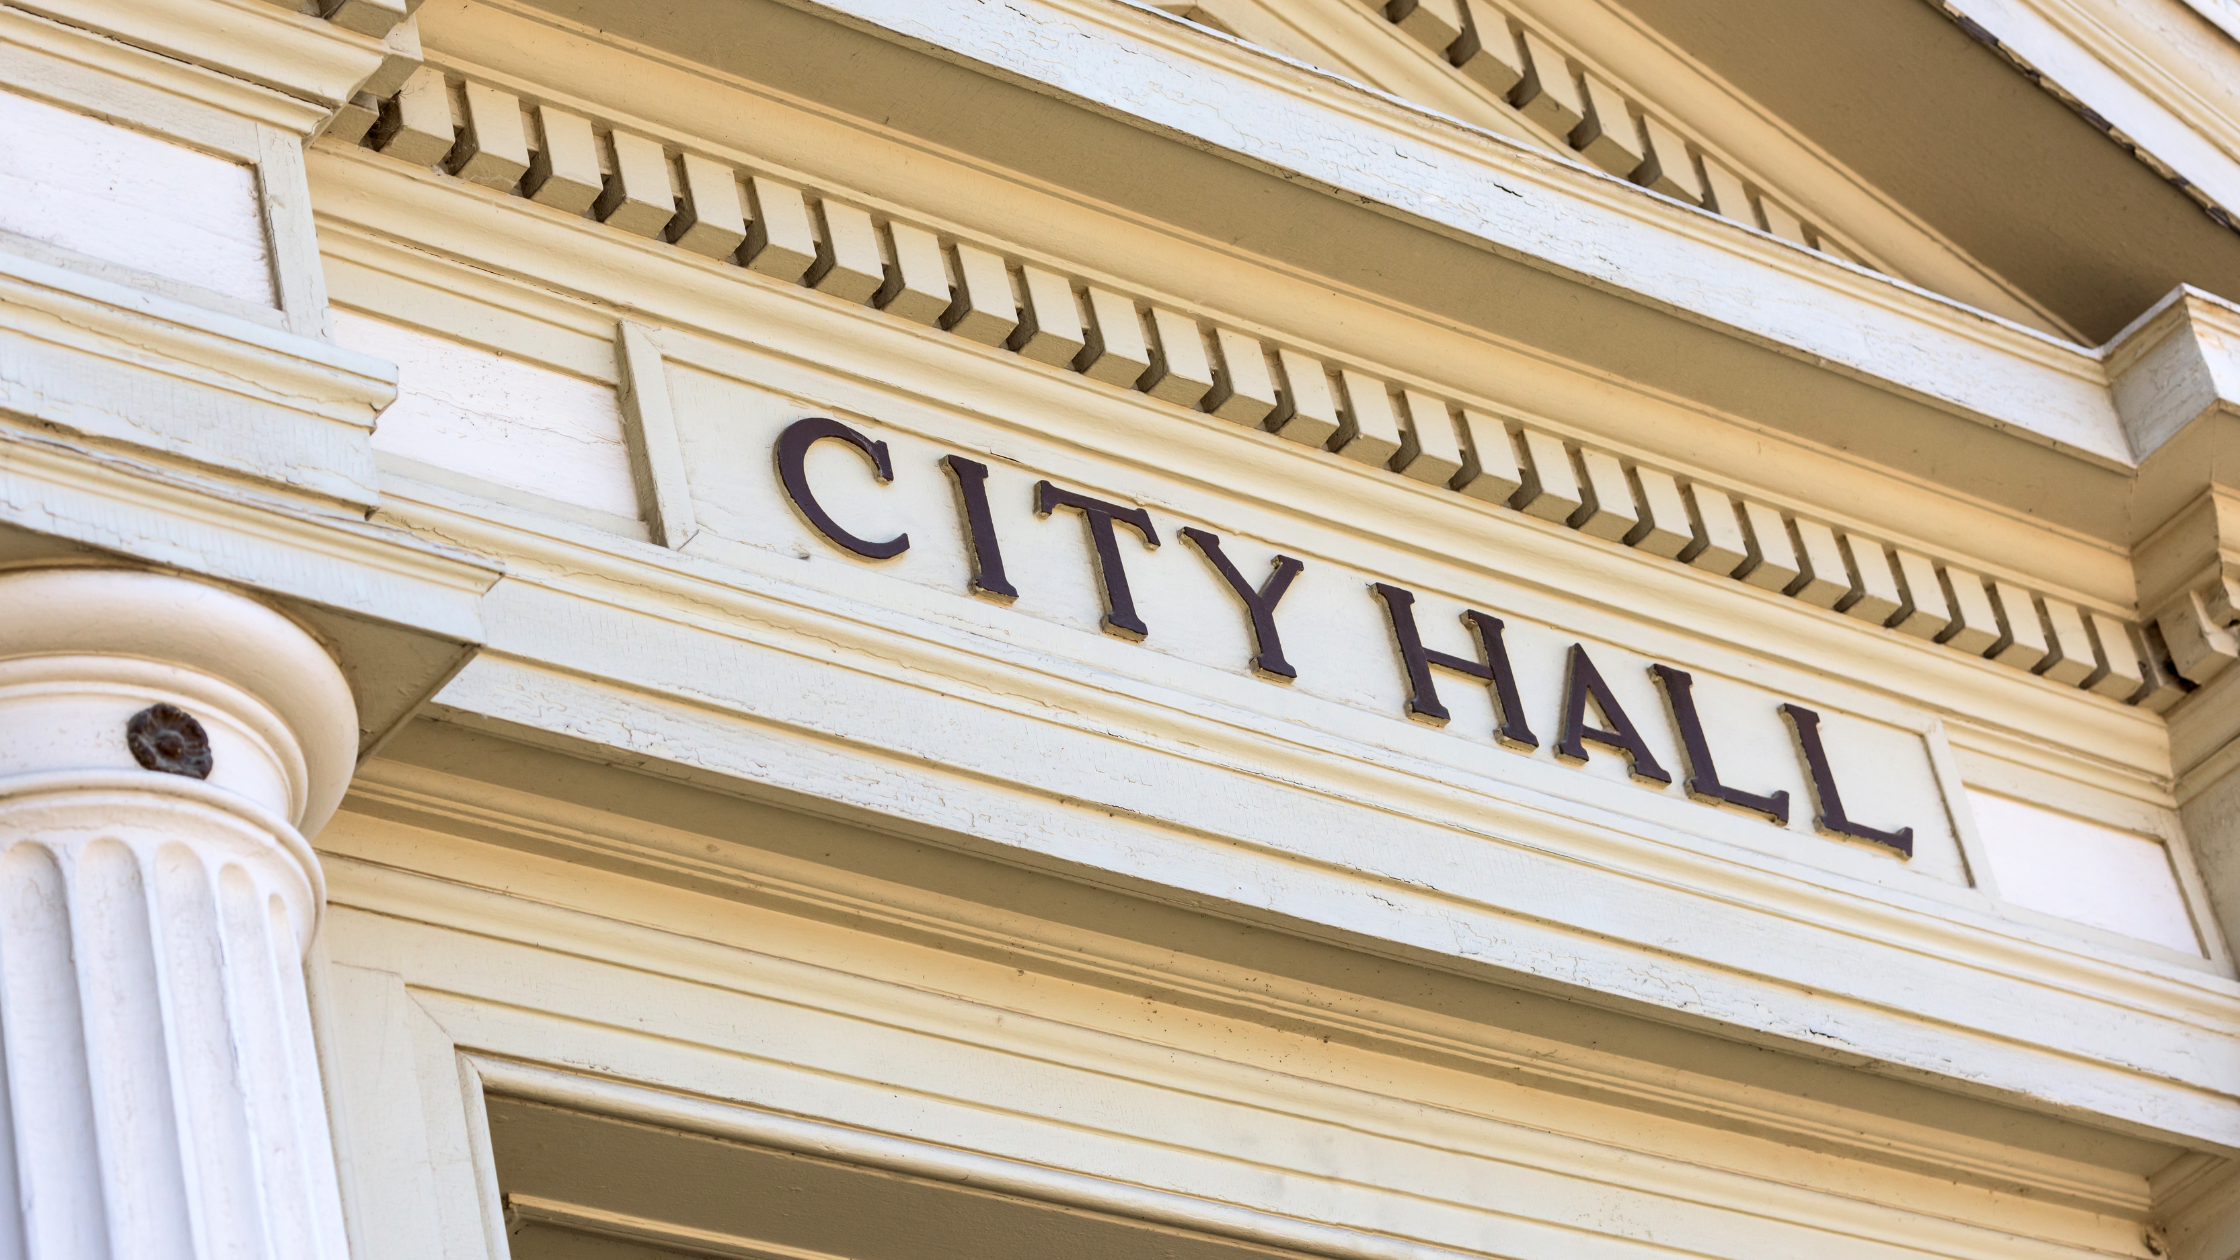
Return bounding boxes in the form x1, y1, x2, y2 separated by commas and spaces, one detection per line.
0, 246, 395, 507
759, 0, 2127, 464
0, 432, 496, 632
0, 3, 329, 135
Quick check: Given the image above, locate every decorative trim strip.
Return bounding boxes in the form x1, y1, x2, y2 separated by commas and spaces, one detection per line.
345, 767, 2164, 1212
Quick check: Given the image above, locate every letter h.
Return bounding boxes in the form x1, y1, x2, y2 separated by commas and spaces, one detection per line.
1371, 583, 1537, 749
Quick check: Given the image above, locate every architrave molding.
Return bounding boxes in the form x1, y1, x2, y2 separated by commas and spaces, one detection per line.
306, 829, 2196, 1256
341, 759, 2168, 1214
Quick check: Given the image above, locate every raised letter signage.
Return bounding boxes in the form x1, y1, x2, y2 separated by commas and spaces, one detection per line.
756, 416, 1921, 858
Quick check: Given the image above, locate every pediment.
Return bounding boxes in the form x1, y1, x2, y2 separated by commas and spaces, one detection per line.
1156, 0, 2240, 345
1150, 0, 2061, 326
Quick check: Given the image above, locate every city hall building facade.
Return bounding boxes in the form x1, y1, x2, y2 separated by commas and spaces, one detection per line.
6, 0, 2240, 1255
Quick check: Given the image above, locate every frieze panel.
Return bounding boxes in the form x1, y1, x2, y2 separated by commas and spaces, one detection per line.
658, 357, 1980, 891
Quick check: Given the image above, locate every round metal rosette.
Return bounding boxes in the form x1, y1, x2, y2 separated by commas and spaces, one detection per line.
127, 701, 215, 780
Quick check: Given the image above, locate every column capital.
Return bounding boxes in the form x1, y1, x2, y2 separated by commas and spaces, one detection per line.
0, 567, 358, 837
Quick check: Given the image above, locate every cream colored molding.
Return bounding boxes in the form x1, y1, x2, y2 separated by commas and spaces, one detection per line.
2110, 286, 2240, 463
2158, 1153, 2240, 1260
11, 0, 389, 115
346, 760, 2162, 1215
1934, 0, 2240, 234
316, 961, 510, 1260
0, 4, 358, 336
2111, 291, 2240, 702
0, 249, 393, 506
0, 432, 492, 640
616, 321, 699, 549
319, 89, 2169, 707
312, 824, 2200, 1256
0, 2, 327, 134
322, 810, 2184, 1256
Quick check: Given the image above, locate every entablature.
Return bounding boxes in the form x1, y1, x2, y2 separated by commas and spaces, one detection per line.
291, 0, 2240, 1164
314, 0, 2173, 707
303, 157, 2240, 1141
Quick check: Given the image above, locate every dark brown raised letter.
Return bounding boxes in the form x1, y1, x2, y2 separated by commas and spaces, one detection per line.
1650, 664, 1788, 824
775, 417, 909, 560
1035, 482, 1161, 640
941, 455, 1017, 601
1371, 583, 1536, 749
1181, 528, 1304, 679
1780, 703, 1914, 856
1554, 644, 1671, 785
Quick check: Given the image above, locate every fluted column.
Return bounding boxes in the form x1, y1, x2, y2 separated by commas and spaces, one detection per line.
0, 568, 359, 1260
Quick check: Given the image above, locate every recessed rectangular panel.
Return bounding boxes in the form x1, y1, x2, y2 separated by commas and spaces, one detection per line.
1971, 792, 2199, 955
654, 349, 1970, 894
0, 90, 271, 307
337, 310, 640, 523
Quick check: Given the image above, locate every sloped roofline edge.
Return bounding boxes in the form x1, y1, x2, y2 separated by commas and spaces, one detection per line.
766, 0, 2137, 469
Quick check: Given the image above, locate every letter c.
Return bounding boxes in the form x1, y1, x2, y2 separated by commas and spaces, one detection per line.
774, 416, 910, 560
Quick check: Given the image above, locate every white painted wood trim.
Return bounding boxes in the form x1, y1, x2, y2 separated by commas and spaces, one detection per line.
0, 248, 394, 504
617, 321, 698, 549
